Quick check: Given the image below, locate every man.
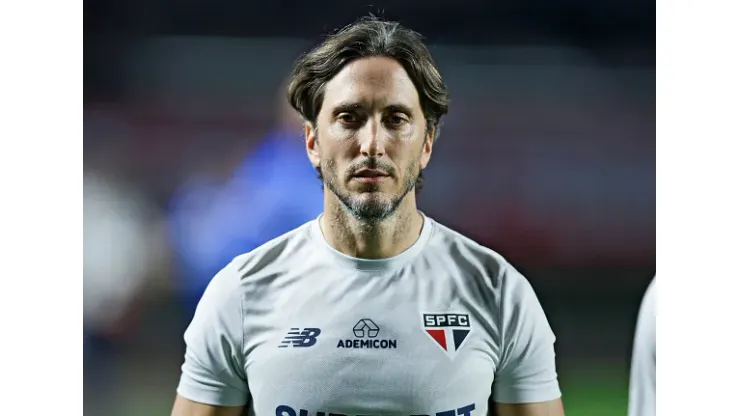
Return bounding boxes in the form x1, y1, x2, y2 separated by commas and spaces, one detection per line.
628, 278, 656, 416
172, 16, 564, 416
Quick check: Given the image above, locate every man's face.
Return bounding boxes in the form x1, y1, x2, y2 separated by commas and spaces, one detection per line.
306, 56, 434, 221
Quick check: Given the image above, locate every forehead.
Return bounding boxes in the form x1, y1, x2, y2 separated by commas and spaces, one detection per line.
322, 56, 422, 112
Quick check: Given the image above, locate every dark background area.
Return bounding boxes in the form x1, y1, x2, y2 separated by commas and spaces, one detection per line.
84, 0, 655, 98
83, 1, 655, 414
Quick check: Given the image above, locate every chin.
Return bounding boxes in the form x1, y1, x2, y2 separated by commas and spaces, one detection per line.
347, 191, 385, 203
343, 191, 391, 210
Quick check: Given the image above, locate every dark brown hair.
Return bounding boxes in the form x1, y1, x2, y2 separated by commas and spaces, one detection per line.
287, 15, 450, 142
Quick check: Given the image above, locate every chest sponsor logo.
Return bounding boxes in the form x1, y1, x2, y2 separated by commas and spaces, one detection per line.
278, 327, 322, 348
422, 313, 471, 359
337, 318, 398, 349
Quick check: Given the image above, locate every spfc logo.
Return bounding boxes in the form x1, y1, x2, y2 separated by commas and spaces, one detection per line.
422, 313, 471, 359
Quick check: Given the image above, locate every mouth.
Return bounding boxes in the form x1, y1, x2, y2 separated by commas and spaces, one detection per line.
352, 169, 390, 183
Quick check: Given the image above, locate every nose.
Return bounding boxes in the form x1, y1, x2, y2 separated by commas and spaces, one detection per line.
358, 119, 385, 157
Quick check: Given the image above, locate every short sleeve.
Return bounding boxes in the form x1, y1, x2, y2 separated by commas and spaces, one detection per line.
628, 278, 656, 416
176, 260, 249, 407
493, 267, 562, 404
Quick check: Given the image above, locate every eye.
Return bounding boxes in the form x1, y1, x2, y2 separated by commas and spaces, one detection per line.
386, 114, 408, 126
338, 113, 359, 125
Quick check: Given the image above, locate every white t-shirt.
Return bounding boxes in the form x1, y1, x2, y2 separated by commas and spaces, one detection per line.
628, 278, 656, 416
177, 215, 561, 415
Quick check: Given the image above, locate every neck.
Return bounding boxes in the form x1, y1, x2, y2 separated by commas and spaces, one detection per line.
320, 195, 424, 259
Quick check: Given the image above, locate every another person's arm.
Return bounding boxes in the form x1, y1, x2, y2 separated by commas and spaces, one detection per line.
628, 278, 656, 416
171, 260, 249, 416
492, 267, 565, 416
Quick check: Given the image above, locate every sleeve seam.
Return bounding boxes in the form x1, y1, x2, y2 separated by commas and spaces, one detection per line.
496, 263, 507, 373
239, 277, 246, 377
231, 256, 247, 381
177, 380, 248, 407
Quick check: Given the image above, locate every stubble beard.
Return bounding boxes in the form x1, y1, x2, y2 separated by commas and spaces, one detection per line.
319, 159, 419, 224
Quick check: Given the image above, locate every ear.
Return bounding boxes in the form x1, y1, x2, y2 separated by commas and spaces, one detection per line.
419, 127, 435, 170
305, 122, 321, 168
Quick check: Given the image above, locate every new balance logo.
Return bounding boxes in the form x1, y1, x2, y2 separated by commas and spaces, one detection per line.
278, 328, 321, 348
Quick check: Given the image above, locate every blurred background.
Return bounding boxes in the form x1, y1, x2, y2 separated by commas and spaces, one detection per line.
83, 1, 655, 415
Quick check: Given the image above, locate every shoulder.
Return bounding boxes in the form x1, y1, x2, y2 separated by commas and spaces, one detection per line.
192, 220, 319, 321
220, 220, 316, 282
425, 218, 524, 288
634, 278, 656, 340
189, 221, 316, 325
641, 278, 656, 311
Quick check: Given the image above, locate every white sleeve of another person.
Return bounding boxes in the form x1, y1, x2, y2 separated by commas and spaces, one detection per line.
177, 259, 249, 407
628, 278, 656, 416
493, 266, 562, 404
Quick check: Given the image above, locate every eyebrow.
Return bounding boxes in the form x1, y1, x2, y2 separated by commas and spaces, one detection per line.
331, 101, 415, 116
331, 102, 364, 115
385, 104, 414, 116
